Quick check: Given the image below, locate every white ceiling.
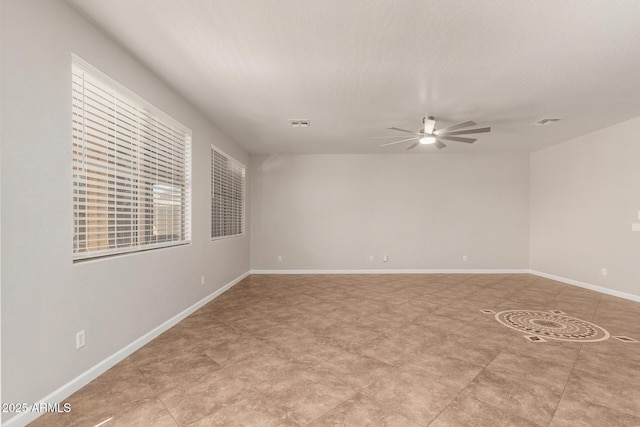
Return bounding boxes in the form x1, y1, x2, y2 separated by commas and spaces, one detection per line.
67, 0, 640, 154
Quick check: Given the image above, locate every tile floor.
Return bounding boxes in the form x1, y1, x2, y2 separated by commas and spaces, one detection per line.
29, 274, 640, 426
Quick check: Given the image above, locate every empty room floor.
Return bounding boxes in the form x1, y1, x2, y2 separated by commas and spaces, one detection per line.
30, 274, 640, 426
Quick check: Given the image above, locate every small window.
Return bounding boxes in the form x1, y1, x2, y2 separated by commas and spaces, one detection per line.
72, 56, 192, 260
211, 146, 245, 239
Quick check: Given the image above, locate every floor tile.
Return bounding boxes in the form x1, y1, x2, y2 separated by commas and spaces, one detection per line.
320, 324, 382, 352
25, 412, 59, 427
158, 368, 255, 425
462, 369, 563, 426
224, 352, 308, 392
562, 368, 640, 417
429, 394, 540, 427
432, 305, 482, 322
361, 372, 460, 425
401, 353, 484, 389
59, 397, 176, 427
423, 334, 509, 366
187, 393, 295, 427
573, 346, 640, 381
503, 336, 581, 368
359, 333, 426, 366
86, 398, 177, 427
315, 351, 397, 390
136, 352, 222, 393
203, 334, 280, 367
352, 312, 410, 333
485, 350, 573, 389
310, 394, 419, 427
411, 313, 469, 335
263, 368, 358, 424
550, 394, 640, 427
59, 358, 156, 426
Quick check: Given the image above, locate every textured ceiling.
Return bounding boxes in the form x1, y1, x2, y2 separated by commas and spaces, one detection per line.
67, 0, 640, 154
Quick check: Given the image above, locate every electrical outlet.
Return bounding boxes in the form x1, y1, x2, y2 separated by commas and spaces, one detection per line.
383, 255, 388, 262
601, 268, 607, 277
277, 255, 283, 262
76, 330, 85, 349
369, 256, 374, 262
462, 255, 468, 262
201, 276, 205, 285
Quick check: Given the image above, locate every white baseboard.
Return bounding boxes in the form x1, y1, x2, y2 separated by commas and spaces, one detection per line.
4, 271, 250, 427
530, 270, 640, 303
250, 269, 530, 275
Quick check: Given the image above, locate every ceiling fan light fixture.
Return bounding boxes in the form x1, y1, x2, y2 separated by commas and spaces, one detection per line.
419, 135, 436, 145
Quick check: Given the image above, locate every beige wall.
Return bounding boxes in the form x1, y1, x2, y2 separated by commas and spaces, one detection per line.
1, 0, 249, 420
530, 116, 640, 297
251, 153, 530, 271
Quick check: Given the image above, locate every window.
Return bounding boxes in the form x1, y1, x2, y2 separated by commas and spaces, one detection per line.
72, 56, 191, 260
211, 146, 245, 239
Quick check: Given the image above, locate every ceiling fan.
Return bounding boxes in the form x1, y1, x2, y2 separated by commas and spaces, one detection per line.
374, 116, 491, 150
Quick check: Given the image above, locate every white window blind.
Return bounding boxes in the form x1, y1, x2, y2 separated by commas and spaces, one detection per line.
211, 147, 245, 239
72, 57, 192, 260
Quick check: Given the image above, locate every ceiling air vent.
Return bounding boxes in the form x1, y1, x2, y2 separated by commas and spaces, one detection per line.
289, 119, 310, 128
531, 118, 561, 126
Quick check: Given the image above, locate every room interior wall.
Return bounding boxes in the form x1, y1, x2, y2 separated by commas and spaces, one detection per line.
530, 116, 640, 299
0, 0, 250, 422
251, 153, 530, 271
3, 0, 640, 424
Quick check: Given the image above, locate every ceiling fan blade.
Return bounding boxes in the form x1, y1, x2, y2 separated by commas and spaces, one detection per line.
388, 127, 422, 135
379, 136, 419, 147
372, 136, 417, 139
437, 127, 491, 136
439, 135, 477, 144
435, 140, 447, 150
433, 120, 476, 136
423, 116, 436, 134
405, 142, 419, 150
